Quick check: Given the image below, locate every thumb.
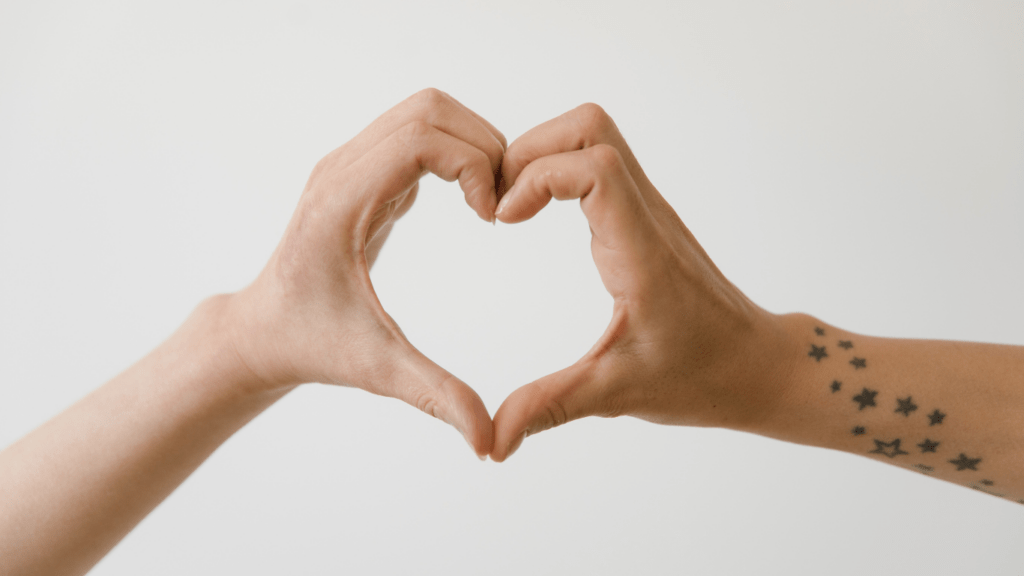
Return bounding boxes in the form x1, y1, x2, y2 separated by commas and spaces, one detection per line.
490, 360, 611, 462
370, 340, 493, 460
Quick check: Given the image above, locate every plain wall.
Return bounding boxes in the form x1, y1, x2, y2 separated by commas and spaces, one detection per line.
1, 1, 1022, 574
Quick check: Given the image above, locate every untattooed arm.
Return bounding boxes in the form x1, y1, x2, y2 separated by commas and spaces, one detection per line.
0, 88, 504, 576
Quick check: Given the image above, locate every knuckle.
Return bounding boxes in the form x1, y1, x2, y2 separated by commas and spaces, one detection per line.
587, 143, 624, 172
306, 148, 343, 189
573, 102, 613, 138
412, 87, 448, 112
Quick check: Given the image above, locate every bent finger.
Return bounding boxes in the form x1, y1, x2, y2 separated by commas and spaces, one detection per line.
331, 89, 505, 190
495, 144, 658, 254
500, 103, 654, 204
332, 121, 498, 226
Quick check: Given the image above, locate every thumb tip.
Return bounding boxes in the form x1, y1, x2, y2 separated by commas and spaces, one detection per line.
461, 431, 489, 461
491, 429, 527, 463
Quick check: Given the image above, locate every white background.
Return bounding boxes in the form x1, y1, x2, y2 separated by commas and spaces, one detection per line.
2, 1, 1023, 574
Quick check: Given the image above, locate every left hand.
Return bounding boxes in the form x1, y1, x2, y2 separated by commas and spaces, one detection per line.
489, 104, 798, 461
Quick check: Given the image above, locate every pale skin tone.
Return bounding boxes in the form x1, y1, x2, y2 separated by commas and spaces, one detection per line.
1, 90, 1021, 576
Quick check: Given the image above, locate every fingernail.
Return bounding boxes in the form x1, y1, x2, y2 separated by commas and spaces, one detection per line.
495, 185, 514, 216
478, 452, 487, 462
505, 430, 528, 460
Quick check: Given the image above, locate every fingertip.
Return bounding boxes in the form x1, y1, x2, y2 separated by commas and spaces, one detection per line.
461, 430, 489, 461
493, 184, 514, 221
465, 179, 498, 223
489, 390, 531, 462
500, 430, 528, 462
508, 429, 528, 458
452, 383, 495, 457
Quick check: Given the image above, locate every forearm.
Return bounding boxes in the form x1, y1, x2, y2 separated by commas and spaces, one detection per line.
754, 312, 1024, 504
0, 295, 291, 576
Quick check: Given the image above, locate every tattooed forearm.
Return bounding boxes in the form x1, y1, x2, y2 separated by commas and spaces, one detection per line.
803, 325, 1021, 506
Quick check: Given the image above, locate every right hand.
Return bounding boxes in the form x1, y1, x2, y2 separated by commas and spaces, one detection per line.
226, 89, 506, 458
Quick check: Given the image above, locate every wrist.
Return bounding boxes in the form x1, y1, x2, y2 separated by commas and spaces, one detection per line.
725, 311, 821, 438
740, 312, 848, 446
178, 293, 293, 400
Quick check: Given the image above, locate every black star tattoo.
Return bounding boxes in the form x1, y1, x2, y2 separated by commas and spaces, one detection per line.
849, 357, 867, 369
980, 479, 994, 486
870, 439, 909, 458
927, 409, 946, 426
830, 380, 842, 393
971, 485, 1004, 497
852, 388, 878, 410
917, 439, 939, 453
949, 453, 981, 471
914, 464, 934, 473
837, 340, 853, 350
814, 327, 825, 336
895, 396, 918, 417
808, 344, 828, 362
852, 426, 866, 436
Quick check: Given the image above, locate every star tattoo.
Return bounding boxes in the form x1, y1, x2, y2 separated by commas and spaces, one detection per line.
849, 357, 867, 369
814, 327, 825, 336
870, 439, 909, 458
971, 485, 1004, 497
852, 426, 866, 436
927, 409, 946, 426
949, 453, 981, 471
917, 439, 939, 453
852, 387, 878, 410
837, 340, 853, 350
914, 464, 934, 473
830, 380, 842, 393
808, 344, 828, 362
895, 396, 918, 417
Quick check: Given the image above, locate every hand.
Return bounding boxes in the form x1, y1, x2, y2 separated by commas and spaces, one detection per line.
227, 89, 506, 458
490, 104, 799, 461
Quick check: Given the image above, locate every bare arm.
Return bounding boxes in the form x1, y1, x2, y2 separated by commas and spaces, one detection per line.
0, 88, 504, 576
0, 297, 288, 575
488, 103, 1024, 505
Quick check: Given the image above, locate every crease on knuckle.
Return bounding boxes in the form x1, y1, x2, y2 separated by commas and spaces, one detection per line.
545, 398, 569, 429
412, 388, 440, 419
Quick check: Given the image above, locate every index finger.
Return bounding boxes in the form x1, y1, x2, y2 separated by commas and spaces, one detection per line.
499, 103, 655, 206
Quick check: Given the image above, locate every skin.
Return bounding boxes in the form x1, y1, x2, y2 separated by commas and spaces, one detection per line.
2, 91, 1022, 575
489, 103, 1024, 504
0, 88, 504, 576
